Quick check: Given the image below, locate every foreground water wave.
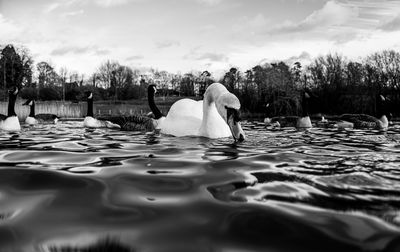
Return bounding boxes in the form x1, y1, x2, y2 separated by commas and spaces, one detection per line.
0, 121, 400, 251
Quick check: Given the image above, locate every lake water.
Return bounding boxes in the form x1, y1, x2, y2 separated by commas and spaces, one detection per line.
1, 121, 400, 252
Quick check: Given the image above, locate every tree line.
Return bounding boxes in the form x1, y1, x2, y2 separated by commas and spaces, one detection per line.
1, 43, 399, 117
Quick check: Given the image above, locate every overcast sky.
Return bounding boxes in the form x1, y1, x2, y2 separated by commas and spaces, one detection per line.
1, 0, 400, 76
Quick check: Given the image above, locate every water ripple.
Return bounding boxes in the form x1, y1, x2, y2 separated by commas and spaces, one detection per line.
0, 121, 400, 251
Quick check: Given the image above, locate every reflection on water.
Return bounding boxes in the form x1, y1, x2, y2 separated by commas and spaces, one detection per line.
0, 121, 400, 251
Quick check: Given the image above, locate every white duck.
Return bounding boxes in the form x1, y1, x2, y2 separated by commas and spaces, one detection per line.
151, 83, 245, 141
0, 86, 21, 131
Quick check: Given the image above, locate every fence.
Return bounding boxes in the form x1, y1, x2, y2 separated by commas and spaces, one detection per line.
0, 100, 171, 120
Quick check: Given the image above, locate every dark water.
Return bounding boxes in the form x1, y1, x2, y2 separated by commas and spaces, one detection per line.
1, 121, 400, 252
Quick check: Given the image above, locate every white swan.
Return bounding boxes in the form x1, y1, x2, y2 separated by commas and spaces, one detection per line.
154, 83, 245, 141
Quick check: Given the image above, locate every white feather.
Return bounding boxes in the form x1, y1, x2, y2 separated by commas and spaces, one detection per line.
0, 116, 21, 131
296, 116, 312, 128
83, 116, 120, 129
25, 116, 38, 125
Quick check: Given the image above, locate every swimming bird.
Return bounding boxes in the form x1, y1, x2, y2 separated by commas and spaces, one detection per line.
83, 91, 120, 129
83, 89, 156, 131
149, 83, 245, 141
334, 95, 391, 130
265, 91, 312, 129
23, 99, 59, 125
146, 84, 165, 130
315, 115, 337, 128
0, 86, 21, 131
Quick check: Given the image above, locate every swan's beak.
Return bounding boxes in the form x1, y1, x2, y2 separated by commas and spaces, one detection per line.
227, 115, 245, 142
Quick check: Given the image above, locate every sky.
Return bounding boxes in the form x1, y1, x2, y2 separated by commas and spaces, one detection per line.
1, 0, 400, 77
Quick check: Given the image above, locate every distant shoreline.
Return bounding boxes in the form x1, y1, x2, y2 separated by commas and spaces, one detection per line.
1, 98, 397, 122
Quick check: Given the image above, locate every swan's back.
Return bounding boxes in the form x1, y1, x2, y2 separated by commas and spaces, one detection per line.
161, 98, 203, 136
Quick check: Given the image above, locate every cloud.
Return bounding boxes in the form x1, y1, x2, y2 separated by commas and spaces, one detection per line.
379, 15, 400, 31
51, 45, 110, 56
232, 14, 269, 34
270, 0, 358, 34
61, 10, 85, 17
44, 0, 140, 12
156, 40, 180, 49
196, 0, 223, 6
184, 46, 228, 62
93, 0, 137, 7
44, 0, 80, 13
196, 52, 228, 62
284, 51, 312, 65
126, 55, 144, 61
0, 14, 23, 41
199, 24, 218, 34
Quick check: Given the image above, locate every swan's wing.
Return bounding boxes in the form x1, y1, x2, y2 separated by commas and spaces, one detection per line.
161, 116, 202, 136
161, 98, 203, 136
166, 99, 203, 120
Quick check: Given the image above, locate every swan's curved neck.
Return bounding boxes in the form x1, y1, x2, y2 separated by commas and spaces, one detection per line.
29, 101, 35, 117
201, 84, 229, 131
87, 99, 94, 117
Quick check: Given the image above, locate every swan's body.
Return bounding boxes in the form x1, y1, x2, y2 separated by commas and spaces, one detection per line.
23, 100, 59, 125
0, 87, 21, 131
154, 83, 245, 141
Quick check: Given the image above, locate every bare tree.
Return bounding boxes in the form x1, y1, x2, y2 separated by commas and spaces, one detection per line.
59, 67, 68, 101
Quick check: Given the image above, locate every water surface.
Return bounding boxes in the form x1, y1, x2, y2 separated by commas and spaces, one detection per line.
1, 121, 400, 251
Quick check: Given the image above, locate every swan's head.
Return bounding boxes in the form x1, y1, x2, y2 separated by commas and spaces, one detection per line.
23, 99, 34, 106
216, 93, 245, 142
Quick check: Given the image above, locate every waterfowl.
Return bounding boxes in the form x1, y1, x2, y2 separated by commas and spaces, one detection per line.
265, 91, 312, 129
335, 95, 390, 130
23, 99, 59, 125
147, 84, 165, 130
83, 91, 120, 129
150, 83, 245, 141
315, 115, 338, 128
0, 86, 21, 131
83, 89, 156, 131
